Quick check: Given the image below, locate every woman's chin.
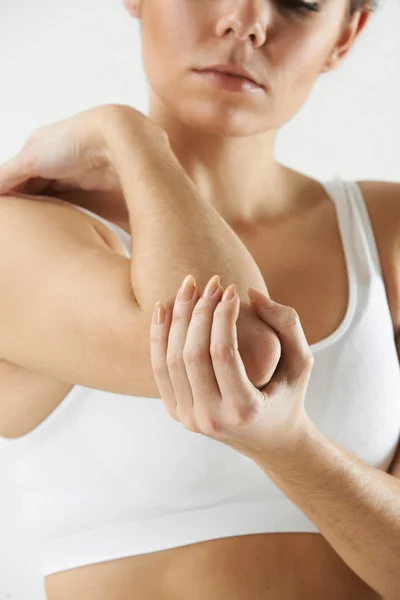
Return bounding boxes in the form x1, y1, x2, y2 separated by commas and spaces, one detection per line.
180, 111, 266, 138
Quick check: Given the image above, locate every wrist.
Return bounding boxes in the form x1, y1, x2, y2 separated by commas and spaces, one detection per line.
103, 108, 202, 213
102, 105, 170, 164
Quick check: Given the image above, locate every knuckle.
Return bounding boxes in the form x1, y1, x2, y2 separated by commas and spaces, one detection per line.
169, 372, 187, 392
183, 346, 209, 367
185, 423, 198, 433
211, 342, 237, 363
166, 353, 185, 371
150, 330, 168, 345
229, 410, 246, 427
171, 308, 189, 321
192, 303, 211, 317
213, 303, 234, 319
213, 313, 236, 328
172, 305, 188, 323
180, 414, 198, 433
197, 413, 222, 435
226, 403, 255, 427
151, 361, 169, 378
166, 407, 180, 423
304, 352, 315, 370
283, 307, 301, 327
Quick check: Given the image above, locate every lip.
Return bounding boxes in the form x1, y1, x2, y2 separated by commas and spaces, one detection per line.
194, 69, 262, 93
196, 64, 262, 87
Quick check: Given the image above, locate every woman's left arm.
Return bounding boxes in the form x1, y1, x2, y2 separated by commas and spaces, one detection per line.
150, 276, 400, 600
255, 420, 400, 600
256, 182, 400, 599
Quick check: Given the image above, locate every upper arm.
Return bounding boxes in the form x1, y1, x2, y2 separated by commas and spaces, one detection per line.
357, 181, 400, 336
388, 438, 400, 479
0, 194, 161, 398
383, 183, 400, 480
357, 182, 400, 479
387, 334, 400, 479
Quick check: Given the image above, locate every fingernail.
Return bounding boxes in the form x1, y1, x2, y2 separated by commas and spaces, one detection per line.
154, 301, 165, 324
178, 275, 196, 302
202, 274, 220, 298
247, 288, 274, 309
222, 284, 236, 302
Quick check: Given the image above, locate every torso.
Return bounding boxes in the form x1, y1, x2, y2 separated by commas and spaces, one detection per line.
1, 178, 398, 600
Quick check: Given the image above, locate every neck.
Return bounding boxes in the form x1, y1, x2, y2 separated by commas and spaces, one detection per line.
148, 95, 302, 226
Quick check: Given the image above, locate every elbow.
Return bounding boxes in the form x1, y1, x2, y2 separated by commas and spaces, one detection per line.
236, 301, 282, 390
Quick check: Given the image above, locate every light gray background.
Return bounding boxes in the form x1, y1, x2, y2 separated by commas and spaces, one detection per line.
0, 0, 399, 598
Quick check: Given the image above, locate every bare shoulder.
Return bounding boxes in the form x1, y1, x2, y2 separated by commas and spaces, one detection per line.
0, 191, 129, 255
0, 191, 103, 229
357, 180, 400, 337
357, 180, 400, 229
39, 188, 130, 255
0, 191, 105, 247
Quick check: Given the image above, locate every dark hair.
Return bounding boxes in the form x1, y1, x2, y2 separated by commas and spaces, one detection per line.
350, 0, 377, 14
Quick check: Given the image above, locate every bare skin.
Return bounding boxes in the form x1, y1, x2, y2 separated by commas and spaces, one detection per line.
1, 174, 398, 600
1, 1, 396, 598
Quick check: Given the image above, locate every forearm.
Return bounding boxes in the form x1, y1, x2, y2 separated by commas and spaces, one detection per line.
105, 110, 268, 310
255, 419, 400, 599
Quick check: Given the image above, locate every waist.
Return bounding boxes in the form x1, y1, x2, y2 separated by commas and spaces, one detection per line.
45, 532, 381, 600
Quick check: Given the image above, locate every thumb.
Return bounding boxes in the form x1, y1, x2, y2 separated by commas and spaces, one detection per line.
0, 155, 31, 195
246, 287, 314, 383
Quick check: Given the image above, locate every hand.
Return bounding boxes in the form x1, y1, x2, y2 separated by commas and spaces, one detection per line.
0, 104, 161, 197
150, 274, 314, 464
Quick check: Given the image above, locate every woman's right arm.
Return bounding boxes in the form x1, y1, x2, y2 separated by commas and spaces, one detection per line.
0, 105, 281, 398
0, 193, 162, 396
104, 107, 281, 389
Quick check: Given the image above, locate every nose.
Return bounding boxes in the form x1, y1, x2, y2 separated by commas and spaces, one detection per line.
215, 0, 270, 48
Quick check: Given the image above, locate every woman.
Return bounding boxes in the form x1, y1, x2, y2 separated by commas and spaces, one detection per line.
0, 0, 399, 599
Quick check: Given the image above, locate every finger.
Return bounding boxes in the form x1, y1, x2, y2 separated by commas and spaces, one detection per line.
166, 275, 201, 430
211, 285, 261, 422
0, 155, 32, 195
183, 275, 224, 429
247, 288, 314, 385
150, 300, 177, 420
